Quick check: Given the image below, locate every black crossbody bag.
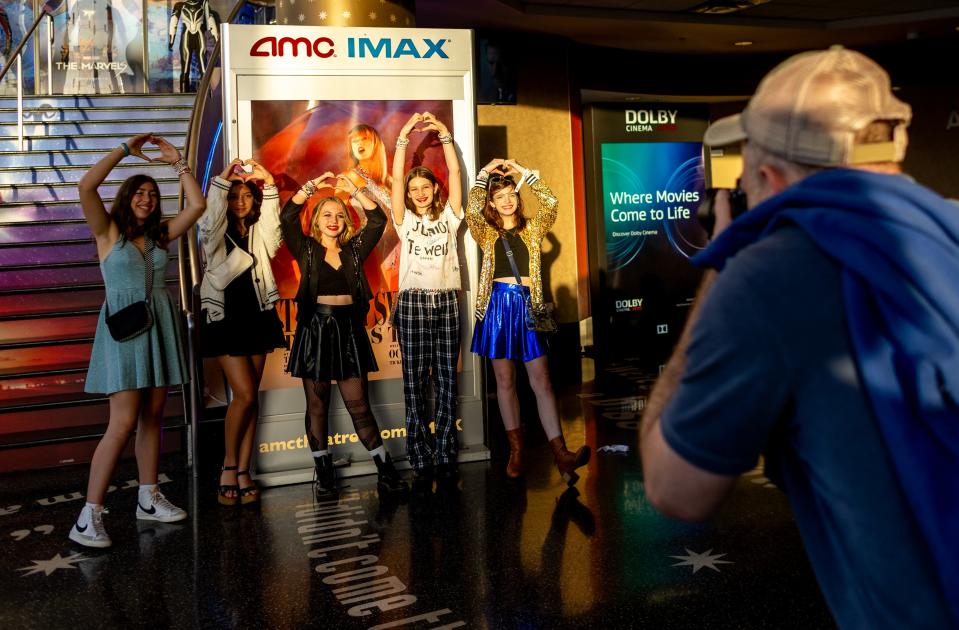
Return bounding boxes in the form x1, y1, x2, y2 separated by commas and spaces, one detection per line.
105, 237, 156, 342
500, 235, 558, 334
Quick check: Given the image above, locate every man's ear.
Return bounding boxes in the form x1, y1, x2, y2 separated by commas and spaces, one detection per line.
758, 161, 792, 196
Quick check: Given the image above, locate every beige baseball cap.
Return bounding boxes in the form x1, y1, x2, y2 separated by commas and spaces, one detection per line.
704, 46, 912, 166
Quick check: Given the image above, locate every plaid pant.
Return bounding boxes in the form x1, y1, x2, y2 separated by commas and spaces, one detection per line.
395, 289, 460, 470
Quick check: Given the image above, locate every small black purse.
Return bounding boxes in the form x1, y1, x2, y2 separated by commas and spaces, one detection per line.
105, 237, 156, 342
500, 235, 558, 334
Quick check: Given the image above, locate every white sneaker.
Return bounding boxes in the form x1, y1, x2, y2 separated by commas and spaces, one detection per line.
69, 505, 112, 548
136, 487, 187, 523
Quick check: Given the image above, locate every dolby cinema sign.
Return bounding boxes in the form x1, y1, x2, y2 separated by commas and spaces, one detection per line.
222, 25, 472, 72
624, 108, 679, 133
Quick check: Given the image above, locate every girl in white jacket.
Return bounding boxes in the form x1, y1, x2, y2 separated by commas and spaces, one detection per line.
198, 158, 284, 506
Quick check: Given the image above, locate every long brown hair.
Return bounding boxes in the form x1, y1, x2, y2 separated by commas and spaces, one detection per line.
227, 180, 263, 230
483, 174, 526, 233
309, 196, 356, 246
110, 174, 169, 247
404, 166, 444, 221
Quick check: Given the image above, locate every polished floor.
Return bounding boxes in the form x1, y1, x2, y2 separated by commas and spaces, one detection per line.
0, 358, 835, 629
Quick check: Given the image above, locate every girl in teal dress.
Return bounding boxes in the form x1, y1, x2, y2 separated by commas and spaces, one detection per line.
69, 133, 206, 549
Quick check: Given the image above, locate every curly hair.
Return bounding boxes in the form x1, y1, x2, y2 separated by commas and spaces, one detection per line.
403, 166, 444, 222
110, 174, 169, 247
309, 196, 356, 246
227, 180, 263, 229
483, 174, 526, 233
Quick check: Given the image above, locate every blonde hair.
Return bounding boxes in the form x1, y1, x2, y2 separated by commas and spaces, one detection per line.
310, 197, 356, 245
347, 124, 388, 184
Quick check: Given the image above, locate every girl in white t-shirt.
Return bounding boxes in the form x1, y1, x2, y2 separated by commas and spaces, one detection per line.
390, 112, 464, 486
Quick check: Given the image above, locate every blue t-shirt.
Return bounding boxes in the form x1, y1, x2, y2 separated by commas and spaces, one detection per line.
661, 225, 952, 630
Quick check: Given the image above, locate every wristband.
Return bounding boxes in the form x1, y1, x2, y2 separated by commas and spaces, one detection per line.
301, 180, 317, 197
438, 133, 453, 145
395, 136, 410, 148
172, 158, 190, 176
120, 142, 130, 156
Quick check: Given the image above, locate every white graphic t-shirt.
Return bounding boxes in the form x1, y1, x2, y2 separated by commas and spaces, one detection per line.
395, 202, 462, 291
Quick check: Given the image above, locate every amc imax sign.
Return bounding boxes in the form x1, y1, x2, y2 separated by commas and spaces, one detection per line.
250, 36, 450, 59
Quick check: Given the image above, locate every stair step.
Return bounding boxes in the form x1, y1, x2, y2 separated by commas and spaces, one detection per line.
0, 287, 105, 319
0, 199, 179, 225
0, 263, 179, 292
0, 162, 175, 185
0, 94, 196, 109
0, 242, 99, 267
0, 106, 193, 123
0, 119, 189, 137
0, 223, 94, 247
0, 151, 186, 168
0, 179, 181, 203
0, 133, 187, 151
0, 313, 97, 346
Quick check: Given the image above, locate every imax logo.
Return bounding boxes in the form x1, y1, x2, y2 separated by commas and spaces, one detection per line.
249, 36, 334, 58
347, 37, 449, 59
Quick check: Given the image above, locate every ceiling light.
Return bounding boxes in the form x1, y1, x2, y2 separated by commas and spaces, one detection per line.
734, 41, 753, 46
690, 0, 770, 15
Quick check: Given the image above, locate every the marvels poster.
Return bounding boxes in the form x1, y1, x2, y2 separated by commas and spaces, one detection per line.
251, 98, 454, 389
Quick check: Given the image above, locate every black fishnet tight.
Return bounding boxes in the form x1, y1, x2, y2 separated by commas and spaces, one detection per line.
303, 376, 383, 451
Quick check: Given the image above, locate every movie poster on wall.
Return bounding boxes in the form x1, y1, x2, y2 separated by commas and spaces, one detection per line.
250, 98, 455, 389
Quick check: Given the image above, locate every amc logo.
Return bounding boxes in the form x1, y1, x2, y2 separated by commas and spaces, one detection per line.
250, 36, 334, 58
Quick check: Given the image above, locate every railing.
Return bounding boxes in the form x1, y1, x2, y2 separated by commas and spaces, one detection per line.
0, 9, 55, 151
178, 0, 274, 474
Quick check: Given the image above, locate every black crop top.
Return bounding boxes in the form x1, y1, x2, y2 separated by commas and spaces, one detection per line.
316, 259, 350, 296
493, 230, 530, 279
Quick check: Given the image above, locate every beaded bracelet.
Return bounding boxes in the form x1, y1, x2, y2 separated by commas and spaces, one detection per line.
171, 158, 190, 176
395, 136, 410, 148
438, 133, 453, 145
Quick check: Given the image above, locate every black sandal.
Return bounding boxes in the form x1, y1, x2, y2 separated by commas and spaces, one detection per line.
218, 465, 239, 506
237, 470, 260, 506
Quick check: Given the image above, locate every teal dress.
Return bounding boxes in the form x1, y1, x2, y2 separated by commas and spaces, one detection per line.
85, 238, 189, 395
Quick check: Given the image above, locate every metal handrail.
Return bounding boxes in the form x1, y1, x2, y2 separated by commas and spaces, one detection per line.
0, 9, 55, 151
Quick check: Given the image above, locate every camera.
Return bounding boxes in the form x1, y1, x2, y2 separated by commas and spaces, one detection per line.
697, 186, 748, 236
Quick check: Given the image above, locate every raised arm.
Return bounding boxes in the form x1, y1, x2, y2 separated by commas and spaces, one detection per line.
390, 113, 422, 225
337, 173, 386, 261
422, 112, 462, 218
247, 159, 281, 257
198, 158, 243, 255
282, 173, 334, 259
157, 136, 206, 241
465, 158, 505, 241
78, 133, 153, 247
505, 159, 557, 233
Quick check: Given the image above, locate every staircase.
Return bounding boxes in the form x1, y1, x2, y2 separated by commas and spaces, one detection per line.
0, 93, 195, 473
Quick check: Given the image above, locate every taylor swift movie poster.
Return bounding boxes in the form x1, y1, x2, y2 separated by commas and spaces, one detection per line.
251, 99, 454, 387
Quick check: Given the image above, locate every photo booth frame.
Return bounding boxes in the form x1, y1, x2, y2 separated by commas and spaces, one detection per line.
220, 24, 488, 486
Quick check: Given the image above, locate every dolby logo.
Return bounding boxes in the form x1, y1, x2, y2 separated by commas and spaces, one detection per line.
624, 109, 678, 133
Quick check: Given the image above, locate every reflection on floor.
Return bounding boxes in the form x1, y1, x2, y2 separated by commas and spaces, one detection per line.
0, 359, 835, 629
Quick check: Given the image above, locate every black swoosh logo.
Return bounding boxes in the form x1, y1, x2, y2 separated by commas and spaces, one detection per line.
139, 502, 156, 515
76, 522, 88, 533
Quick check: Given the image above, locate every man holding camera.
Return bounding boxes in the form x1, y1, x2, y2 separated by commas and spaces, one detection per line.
640, 46, 958, 628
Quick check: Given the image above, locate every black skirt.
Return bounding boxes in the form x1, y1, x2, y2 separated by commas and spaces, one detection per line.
287, 304, 378, 381
200, 267, 285, 358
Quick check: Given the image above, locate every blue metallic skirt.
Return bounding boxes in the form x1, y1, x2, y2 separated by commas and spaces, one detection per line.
470, 282, 548, 361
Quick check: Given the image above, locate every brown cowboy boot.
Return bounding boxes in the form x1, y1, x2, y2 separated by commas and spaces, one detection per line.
549, 435, 591, 487
505, 428, 525, 478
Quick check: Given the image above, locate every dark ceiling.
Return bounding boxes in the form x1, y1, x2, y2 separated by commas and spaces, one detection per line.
416, 0, 959, 54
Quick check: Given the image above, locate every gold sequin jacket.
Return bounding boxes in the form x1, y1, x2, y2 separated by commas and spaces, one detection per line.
465, 176, 558, 320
